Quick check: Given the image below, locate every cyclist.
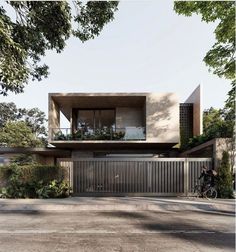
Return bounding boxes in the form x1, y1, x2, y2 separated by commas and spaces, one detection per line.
198, 166, 217, 194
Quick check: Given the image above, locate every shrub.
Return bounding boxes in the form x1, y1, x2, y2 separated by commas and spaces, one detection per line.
217, 151, 233, 198
0, 164, 71, 199
53, 131, 67, 140
10, 154, 37, 166
36, 180, 70, 198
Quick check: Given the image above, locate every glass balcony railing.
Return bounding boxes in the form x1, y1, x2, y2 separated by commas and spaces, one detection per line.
50, 127, 146, 141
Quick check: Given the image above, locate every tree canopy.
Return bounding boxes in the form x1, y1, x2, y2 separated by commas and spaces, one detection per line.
203, 107, 234, 138
174, 1, 235, 80
0, 1, 118, 95
183, 106, 234, 150
0, 102, 47, 138
174, 1, 235, 139
0, 121, 42, 147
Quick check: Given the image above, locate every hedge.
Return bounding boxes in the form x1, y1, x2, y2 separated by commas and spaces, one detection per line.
0, 164, 70, 199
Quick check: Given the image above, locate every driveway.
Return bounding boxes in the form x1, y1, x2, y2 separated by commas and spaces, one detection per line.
0, 197, 234, 251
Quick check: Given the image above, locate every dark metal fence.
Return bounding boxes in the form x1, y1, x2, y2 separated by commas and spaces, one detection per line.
59, 158, 212, 196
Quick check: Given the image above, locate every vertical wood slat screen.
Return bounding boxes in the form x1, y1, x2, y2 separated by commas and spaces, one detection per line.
59, 158, 212, 196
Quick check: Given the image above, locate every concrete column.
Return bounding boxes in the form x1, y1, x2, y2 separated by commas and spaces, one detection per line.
48, 95, 60, 141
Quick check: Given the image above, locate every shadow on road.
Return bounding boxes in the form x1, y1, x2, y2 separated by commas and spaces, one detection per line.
100, 210, 235, 250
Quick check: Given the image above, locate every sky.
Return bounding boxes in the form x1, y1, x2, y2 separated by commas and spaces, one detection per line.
1, 0, 231, 127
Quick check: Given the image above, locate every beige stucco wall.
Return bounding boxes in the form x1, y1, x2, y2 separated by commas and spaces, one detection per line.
185, 85, 202, 136
116, 107, 144, 129
49, 92, 180, 144
146, 93, 179, 143
48, 96, 60, 140
214, 138, 235, 170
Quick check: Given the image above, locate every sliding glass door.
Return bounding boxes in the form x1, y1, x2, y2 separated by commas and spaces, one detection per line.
75, 109, 115, 132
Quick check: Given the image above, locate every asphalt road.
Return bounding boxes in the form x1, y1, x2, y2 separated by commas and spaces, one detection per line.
0, 209, 234, 252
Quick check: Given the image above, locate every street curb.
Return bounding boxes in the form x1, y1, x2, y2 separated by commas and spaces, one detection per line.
0, 202, 234, 213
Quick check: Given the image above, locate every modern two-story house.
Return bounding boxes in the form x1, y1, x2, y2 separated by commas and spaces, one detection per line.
46, 86, 205, 196
1, 86, 210, 196
48, 85, 201, 158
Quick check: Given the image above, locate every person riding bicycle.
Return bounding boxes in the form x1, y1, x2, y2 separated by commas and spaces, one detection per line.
198, 166, 217, 193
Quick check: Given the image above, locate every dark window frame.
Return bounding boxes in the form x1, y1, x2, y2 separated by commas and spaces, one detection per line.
73, 108, 116, 131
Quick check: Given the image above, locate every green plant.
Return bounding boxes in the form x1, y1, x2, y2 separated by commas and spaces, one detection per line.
36, 180, 70, 198
53, 131, 67, 140
74, 129, 82, 140
66, 134, 73, 140
217, 151, 233, 198
112, 131, 125, 140
0, 164, 70, 199
10, 154, 36, 165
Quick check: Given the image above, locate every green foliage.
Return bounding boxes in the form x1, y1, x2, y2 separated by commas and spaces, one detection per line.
10, 154, 36, 166
53, 127, 125, 141
0, 164, 70, 198
0, 102, 47, 146
36, 180, 70, 199
73, 1, 119, 42
174, 1, 236, 123
203, 107, 234, 138
0, 1, 118, 95
0, 121, 43, 147
0, 102, 47, 137
0, 102, 19, 126
224, 79, 235, 123
53, 131, 69, 141
217, 151, 233, 198
112, 131, 125, 140
186, 135, 209, 149
174, 1, 235, 80
182, 106, 234, 150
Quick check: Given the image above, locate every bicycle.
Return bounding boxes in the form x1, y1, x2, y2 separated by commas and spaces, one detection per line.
192, 179, 217, 199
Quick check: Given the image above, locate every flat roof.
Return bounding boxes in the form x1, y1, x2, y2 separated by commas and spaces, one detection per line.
49, 92, 176, 96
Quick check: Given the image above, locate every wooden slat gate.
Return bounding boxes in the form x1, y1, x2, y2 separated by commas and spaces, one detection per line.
59, 158, 212, 196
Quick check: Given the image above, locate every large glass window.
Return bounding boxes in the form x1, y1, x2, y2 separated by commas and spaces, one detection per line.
77, 109, 115, 131
77, 110, 94, 130
100, 110, 115, 128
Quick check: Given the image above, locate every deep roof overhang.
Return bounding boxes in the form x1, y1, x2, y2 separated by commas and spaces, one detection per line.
50, 93, 146, 120
49, 141, 177, 151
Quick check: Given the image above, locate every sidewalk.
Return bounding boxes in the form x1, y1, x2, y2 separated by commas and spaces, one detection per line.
0, 197, 235, 213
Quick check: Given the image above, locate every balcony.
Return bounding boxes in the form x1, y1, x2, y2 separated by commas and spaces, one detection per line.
50, 127, 146, 141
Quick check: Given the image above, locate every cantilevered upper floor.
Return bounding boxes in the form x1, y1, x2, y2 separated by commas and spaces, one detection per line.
48, 86, 202, 150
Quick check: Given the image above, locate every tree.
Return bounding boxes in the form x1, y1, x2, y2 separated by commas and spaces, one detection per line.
203, 107, 234, 138
0, 1, 119, 95
0, 121, 42, 147
217, 151, 233, 198
174, 1, 235, 80
19, 107, 47, 137
0, 102, 47, 137
174, 1, 235, 121
183, 106, 234, 150
0, 102, 19, 127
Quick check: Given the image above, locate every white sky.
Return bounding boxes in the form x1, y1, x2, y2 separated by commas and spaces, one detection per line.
1, 0, 231, 125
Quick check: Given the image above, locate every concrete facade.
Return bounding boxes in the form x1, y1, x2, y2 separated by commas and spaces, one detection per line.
180, 138, 235, 171
48, 92, 180, 145
48, 95, 60, 140
185, 85, 202, 136
146, 93, 179, 143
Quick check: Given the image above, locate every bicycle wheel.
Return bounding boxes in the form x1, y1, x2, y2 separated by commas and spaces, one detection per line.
205, 188, 217, 199
192, 185, 201, 197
